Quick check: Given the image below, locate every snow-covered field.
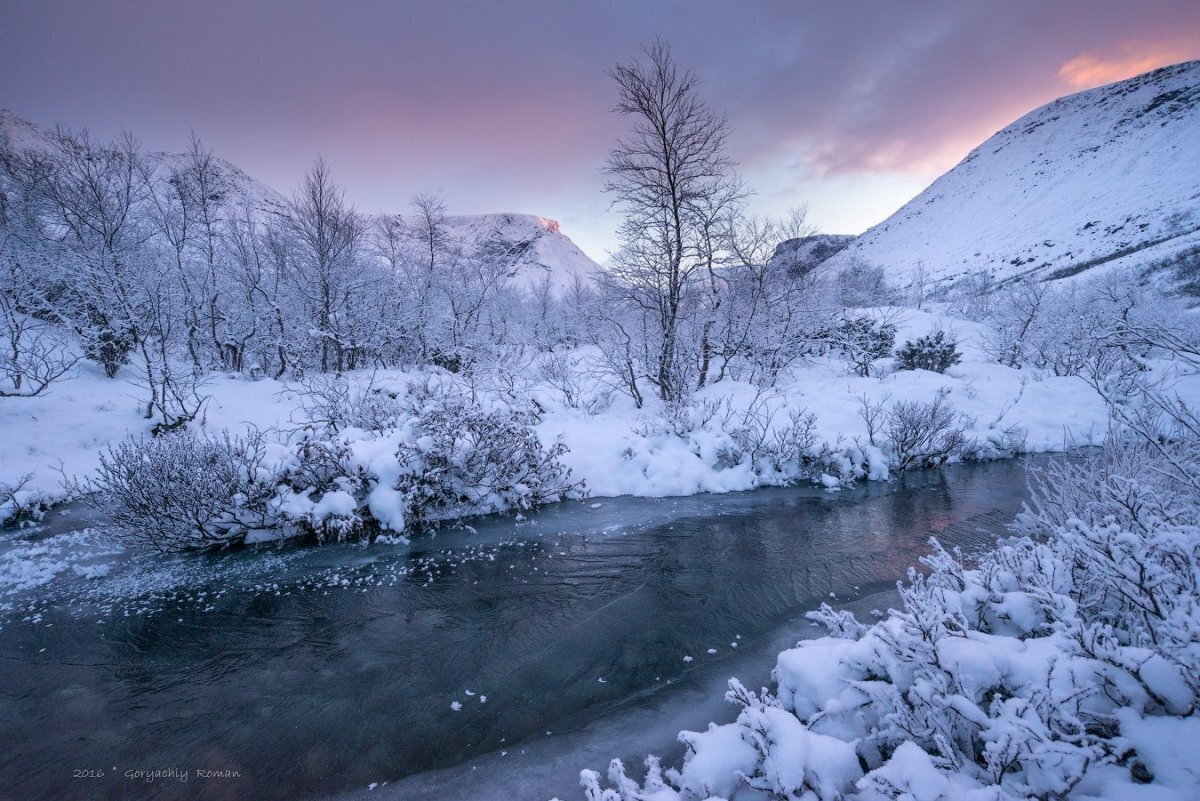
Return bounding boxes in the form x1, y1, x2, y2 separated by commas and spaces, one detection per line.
0, 308, 1112, 514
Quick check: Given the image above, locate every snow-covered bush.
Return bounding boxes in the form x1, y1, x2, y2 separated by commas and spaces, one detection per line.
711, 400, 844, 483
885, 393, 970, 471
274, 432, 373, 540
983, 276, 1172, 377
539, 349, 614, 415
961, 424, 1028, 462
832, 316, 897, 377
85, 430, 278, 551
646, 396, 727, 439
896, 330, 962, 373
84, 385, 586, 548
835, 261, 891, 307
395, 390, 584, 527
0, 312, 78, 398
81, 310, 134, 379
948, 270, 998, 320
1015, 439, 1200, 714
582, 521, 1197, 800
0, 473, 52, 527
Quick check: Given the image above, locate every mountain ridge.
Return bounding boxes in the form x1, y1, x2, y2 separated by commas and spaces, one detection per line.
813, 60, 1200, 291
0, 109, 602, 295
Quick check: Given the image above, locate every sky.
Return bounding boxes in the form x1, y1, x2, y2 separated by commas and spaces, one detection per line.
1, 1, 1198, 262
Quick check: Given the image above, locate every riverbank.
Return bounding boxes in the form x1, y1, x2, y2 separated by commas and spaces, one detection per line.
2, 308, 1118, 530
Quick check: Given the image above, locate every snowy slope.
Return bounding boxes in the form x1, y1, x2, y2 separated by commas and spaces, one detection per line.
0, 109, 290, 222
422, 212, 601, 295
816, 61, 1200, 290
0, 109, 45, 150
768, 234, 855, 276
0, 110, 602, 295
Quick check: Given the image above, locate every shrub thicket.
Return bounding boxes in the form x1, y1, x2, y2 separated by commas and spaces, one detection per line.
396, 394, 582, 527
87, 431, 276, 551
86, 387, 584, 550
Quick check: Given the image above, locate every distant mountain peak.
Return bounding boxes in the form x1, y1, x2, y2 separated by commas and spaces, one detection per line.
0, 111, 601, 295
431, 212, 600, 294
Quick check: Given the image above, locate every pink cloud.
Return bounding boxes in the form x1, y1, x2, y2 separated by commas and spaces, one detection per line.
1059, 41, 1199, 89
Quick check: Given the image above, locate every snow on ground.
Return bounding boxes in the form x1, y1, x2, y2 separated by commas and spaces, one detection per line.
0, 306, 1135, 597
0, 360, 299, 501
0, 308, 1118, 510
559, 310, 1112, 499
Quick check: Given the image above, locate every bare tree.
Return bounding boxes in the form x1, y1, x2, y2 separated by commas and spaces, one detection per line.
33, 128, 155, 378
151, 134, 242, 371
406, 193, 458, 362
603, 39, 745, 401
285, 158, 368, 372
0, 135, 78, 396
714, 209, 831, 386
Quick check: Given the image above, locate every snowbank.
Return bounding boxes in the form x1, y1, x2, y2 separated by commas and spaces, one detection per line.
0, 309, 1121, 514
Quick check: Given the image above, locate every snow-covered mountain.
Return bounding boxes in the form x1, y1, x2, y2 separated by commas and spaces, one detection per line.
0, 110, 601, 295
767, 234, 855, 277
815, 61, 1200, 291
428, 213, 601, 295
0, 109, 46, 150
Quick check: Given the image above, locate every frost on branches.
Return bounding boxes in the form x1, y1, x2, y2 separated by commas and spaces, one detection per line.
83, 380, 585, 550
578, 375, 1200, 799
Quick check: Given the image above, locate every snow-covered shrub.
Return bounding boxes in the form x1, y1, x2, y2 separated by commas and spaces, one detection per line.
274, 432, 373, 541
1023, 288, 1110, 377
81, 311, 134, 379
578, 528, 1165, 800
346, 386, 407, 432
0, 313, 78, 398
85, 430, 278, 551
579, 539, 1106, 801
429, 346, 471, 375
835, 261, 890, 307
1015, 440, 1200, 714
0, 473, 51, 527
832, 316, 897, 377
981, 279, 1043, 368
632, 392, 885, 488
395, 390, 584, 527
983, 276, 1170, 377
961, 424, 1028, 462
885, 394, 969, 471
896, 330, 962, 373
719, 405, 830, 479
539, 349, 614, 415
649, 396, 726, 439
948, 270, 998, 320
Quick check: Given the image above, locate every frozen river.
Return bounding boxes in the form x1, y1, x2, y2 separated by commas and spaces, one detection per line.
0, 457, 1044, 800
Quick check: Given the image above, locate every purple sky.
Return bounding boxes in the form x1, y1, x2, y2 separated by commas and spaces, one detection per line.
2, 1, 1198, 260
